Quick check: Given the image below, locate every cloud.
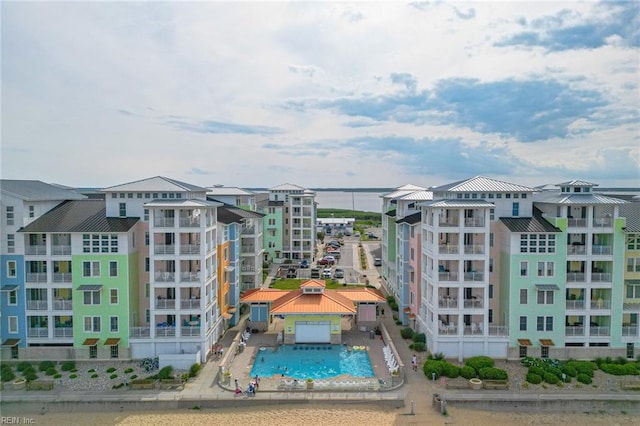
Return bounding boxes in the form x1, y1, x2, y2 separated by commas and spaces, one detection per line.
453, 6, 476, 20
390, 72, 418, 92
188, 168, 216, 175
163, 118, 282, 135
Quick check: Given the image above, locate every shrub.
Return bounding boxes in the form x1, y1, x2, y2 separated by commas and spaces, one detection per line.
88, 369, 96, 373
106, 367, 117, 373
386, 295, 395, 304
545, 366, 562, 379
39, 361, 55, 372
110, 374, 118, 379
623, 364, 639, 375
389, 301, 399, 311
528, 366, 544, 377
189, 363, 202, 378
479, 367, 508, 381
561, 365, 578, 378
157, 366, 174, 380
526, 373, 543, 384
69, 374, 78, 379
543, 372, 560, 384
1, 366, 15, 382
600, 363, 638, 376
91, 374, 99, 379
423, 360, 445, 379
395, 320, 402, 325
566, 361, 596, 377
442, 363, 460, 378
24, 371, 38, 382
53, 373, 62, 379
465, 356, 494, 373
460, 366, 476, 379
412, 333, 426, 344
130, 374, 138, 380
577, 373, 592, 384
409, 342, 426, 352
124, 368, 134, 374
428, 352, 445, 361
16, 362, 32, 372
61, 361, 75, 372
45, 368, 57, 376
400, 327, 415, 339
112, 383, 125, 389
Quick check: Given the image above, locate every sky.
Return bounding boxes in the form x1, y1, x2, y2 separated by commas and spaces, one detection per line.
2, 1, 639, 190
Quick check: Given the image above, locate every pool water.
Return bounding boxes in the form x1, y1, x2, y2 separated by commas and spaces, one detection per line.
250, 344, 374, 380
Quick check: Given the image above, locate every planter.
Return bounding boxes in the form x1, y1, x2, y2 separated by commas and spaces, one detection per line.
12, 378, 26, 390
469, 378, 482, 390
306, 380, 314, 390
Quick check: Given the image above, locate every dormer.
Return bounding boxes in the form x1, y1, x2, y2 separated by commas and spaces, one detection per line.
301, 279, 326, 294
557, 180, 598, 194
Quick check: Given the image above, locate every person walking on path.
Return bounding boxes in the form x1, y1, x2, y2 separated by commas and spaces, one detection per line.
412, 354, 418, 372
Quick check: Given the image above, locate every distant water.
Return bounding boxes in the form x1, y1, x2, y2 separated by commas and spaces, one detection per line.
314, 191, 383, 213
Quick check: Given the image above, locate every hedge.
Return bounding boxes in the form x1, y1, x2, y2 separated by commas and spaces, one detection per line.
39, 361, 55, 372
577, 373, 592, 384
423, 360, 445, 379
460, 366, 476, 379
442, 363, 460, 378
400, 327, 415, 339
478, 367, 508, 380
412, 333, 426, 344
465, 356, 494, 373
543, 372, 560, 384
409, 342, 426, 352
526, 373, 543, 384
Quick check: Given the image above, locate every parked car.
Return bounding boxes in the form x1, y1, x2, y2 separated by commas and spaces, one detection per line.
322, 268, 332, 278
286, 267, 297, 278
333, 268, 344, 279
367, 232, 379, 239
326, 241, 341, 248
317, 255, 336, 265
300, 259, 309, 268
325, 250, 341, 259
310, 268, 320, 278
374, 258, 382, 266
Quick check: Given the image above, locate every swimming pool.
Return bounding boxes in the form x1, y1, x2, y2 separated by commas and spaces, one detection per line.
250, 344, 374, 380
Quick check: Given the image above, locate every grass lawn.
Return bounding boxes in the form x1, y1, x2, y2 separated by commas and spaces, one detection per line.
270, 278, 362, 290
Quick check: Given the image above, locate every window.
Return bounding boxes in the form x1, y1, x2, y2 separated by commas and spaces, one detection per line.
145, 232, 149, 246
520, 261, 528, 276
537, 316, 544, 331
83, 261, 100, 277
519, 316, 527, 331
506, 193, 511, 199
488, 309, 493, 323
119, 193, 125, 198
83, 290, 101, 305
128, 193, 133, 198
89, 345, 98, 359
109, 261, 118, 277
541, 346, 549, 359
488, 284, 493, 299
145, 193, 150, 199
512, 202, 519, 216
9, 316, 18, 333
84, 316, 101, 332
627, 235, 640, 250
145, 283, 150, 298
626, 284, 640, 298
519, 345, 528, 358
28, 205, 35, 218
7, 260, 17, 277
145, 257, 149, 272
110, 289, 118, 304
628, 343, 635, 359
111, 345, 119, 359
537, 261, 555, 277
520, 289, 527, 304
6, 206, 14, 225
144, 209, 149, 221
83, 234, 118, 253
137, 193, 142, 199
119, 203, 126, 217
489, 233, 494, 247
110, 316, 119, 332
8, 290, 17, 305
410, 248, 415, 261
537, 290, 554, 304
7, 234, 15, 253
145, 309, 150, 323
537, 316, 553, 331
224, 247, 229, 261
627, 258, 640, 273
112, 193, 117, 198
489, 258, 493, 273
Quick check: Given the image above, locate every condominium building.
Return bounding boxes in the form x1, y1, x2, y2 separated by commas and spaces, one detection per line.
258, 184, 316, 262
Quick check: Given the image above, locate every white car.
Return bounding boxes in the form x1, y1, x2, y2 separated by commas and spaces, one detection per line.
322, 268, 332, 278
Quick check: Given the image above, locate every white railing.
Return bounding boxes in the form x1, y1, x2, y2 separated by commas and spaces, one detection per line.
438, 245, 459, 254
53, 273, 72, 282
181, 299, 201, 309
241, 226, 255, 235
565, 326, 585, 336
464, 272, 484, 282
566, 272, 585, 282
438, 220, 459, 227
28, 327, 49, 337
590, 300, 611, 309
622, 326, 638, 336
592, 245, 612, 255
154, 218, 175, 227
565, 300, 585, 310
589, 326, 610, 336
130, 327, 151, 338
27, 300, 48, 310
154, 245, 175, 254
591, 272, 612, 282
464, 245, 485, 254
488, 326, 509, 336
155, 272, 175, 282
53, 300, 73, 310
54, 327, 73, 338
26, 246, 47, 255
155, 299, 176, 309
26, 273, 47, 282
593, 217, 613, 227
463, 299, 483, 308
155, 326, 176, 337
568, 218, 587, 228
179, 217, 200, 227
439, 271, 458, 281
567, 245, 586, 255
438, 298, 458, 308
180, 272, 200, 282
180, 244, 201, 255
181, 326, 201, 337
51, 245, 72, 255
464, 217, 485, 227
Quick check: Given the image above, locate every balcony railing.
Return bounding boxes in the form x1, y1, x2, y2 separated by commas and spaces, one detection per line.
241, 245, 256, 252
464, 245, 485, 254
130, 327, 151, 338
154, 218, 175, 227
181, 326, 201, 337
567, 218, 587, 228
567, 245, 586, 255
155, 299, 176, 309
438, 244, 459, 254
438, 220, 459, 227
565, 326, 585, 336
593, 217, 613, 227
181, 299, 201, 309
180, 244, 201, 255
565, 300, 585, 310
241, 266, 256, 272
464, 217, 485, 227
179, 217, 200, 227
589, 326, 610, 336
464, 272, 484, 282
463, 324, 484, 335
27, 300, 48, 310
590, 300, 611, 309
241, 226, 255, 235
438, 297, 458, 308
591, 272, 612, 282
54, 327, 73, 338
154, 245, 175, 255
155, 271, 175, 282
566, 272, 585, 282
26, 245, 47, 255
53, 273, 73, 282
28, 327, 49, 337
622, 326, 638, 336
53, 300, 73, 310
51, 245, 72, 255
180, 272, 200, 282
487, 326, 509, 336
439, 271, 458, 281
26, 273, 47, 282
155, 326, 176, 337
463, 298, 483, 309
592, 245, 612, 255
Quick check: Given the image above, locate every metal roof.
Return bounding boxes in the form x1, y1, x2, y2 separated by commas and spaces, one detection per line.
431, 176, 536, 193
269, 183, 309, 191
620, 202, 640, 232
19, 200, 139, 233
500, 217, 561, 233
420, 199, 495, 208
217, 205, 264, 222
556, 180, 598, 187
77, 284, 103, 291
396, 212, 421, 225
0, 180, 86, 201
101, 176, 207, 193
535, 284, 560, 291
396, 191, 433, 201
206, 186, 255, 196
144, 199, 222, 208
533, 191, 627, 205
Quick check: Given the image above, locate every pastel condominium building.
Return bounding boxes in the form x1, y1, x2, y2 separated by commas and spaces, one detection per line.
0, 177, 265, 363
382, 176, 639, 361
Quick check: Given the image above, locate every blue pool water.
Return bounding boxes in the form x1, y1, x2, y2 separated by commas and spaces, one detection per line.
250, 344, 374, 380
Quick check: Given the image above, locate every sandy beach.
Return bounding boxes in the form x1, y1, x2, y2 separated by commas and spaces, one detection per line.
13, 403, 639, 426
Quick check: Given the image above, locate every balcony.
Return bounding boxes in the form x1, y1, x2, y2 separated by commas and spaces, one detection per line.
54, 327, 73, 338
566, 272, 585, 282
155, 271, 175, 282
53, 273, 73, 283
28, 327, 48, 338
439, 271, 458, 281
181, 326, 201, 337
438, 244, 459, 254
241, 245, 256, 252
155, 298, 176, 309
27, 300, 48, 310
567, 218, 587, 228
487, 325, 509, 336
565, 326, 585, 336
53, 300, 73, 310
51, 245, 72, 255
464, 245, 485, 254
589, 326, 610, 336
154, 245, 175, 255
26, 273, 47, 283
567, 245, 586, 255
180, 244, 201, 255
241, 266, 256, 272
438, 219, 459, 227
154, 217, 175, 227
590, 299, 611, 309
593, 217, 613, 227
464, 217, 485, 227
591, 272, 612, 283
241, 226, 256, 235
181, 299, 201, 309
130, 327, 151, 338
565, 300, 585, 310
463, 324, 484, 335
592, 245, 612, 255
622, 325, 638, 336
438, 297, 458, 308
463, 298, 483, 309
464, 272, 484, 282
180, 272, 200, 282
155, 326, 176, 337
26, 245, 47, 255
179, 217, 200, 227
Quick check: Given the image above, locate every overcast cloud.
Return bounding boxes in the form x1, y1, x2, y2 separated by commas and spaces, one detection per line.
2, 1, 638, 189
